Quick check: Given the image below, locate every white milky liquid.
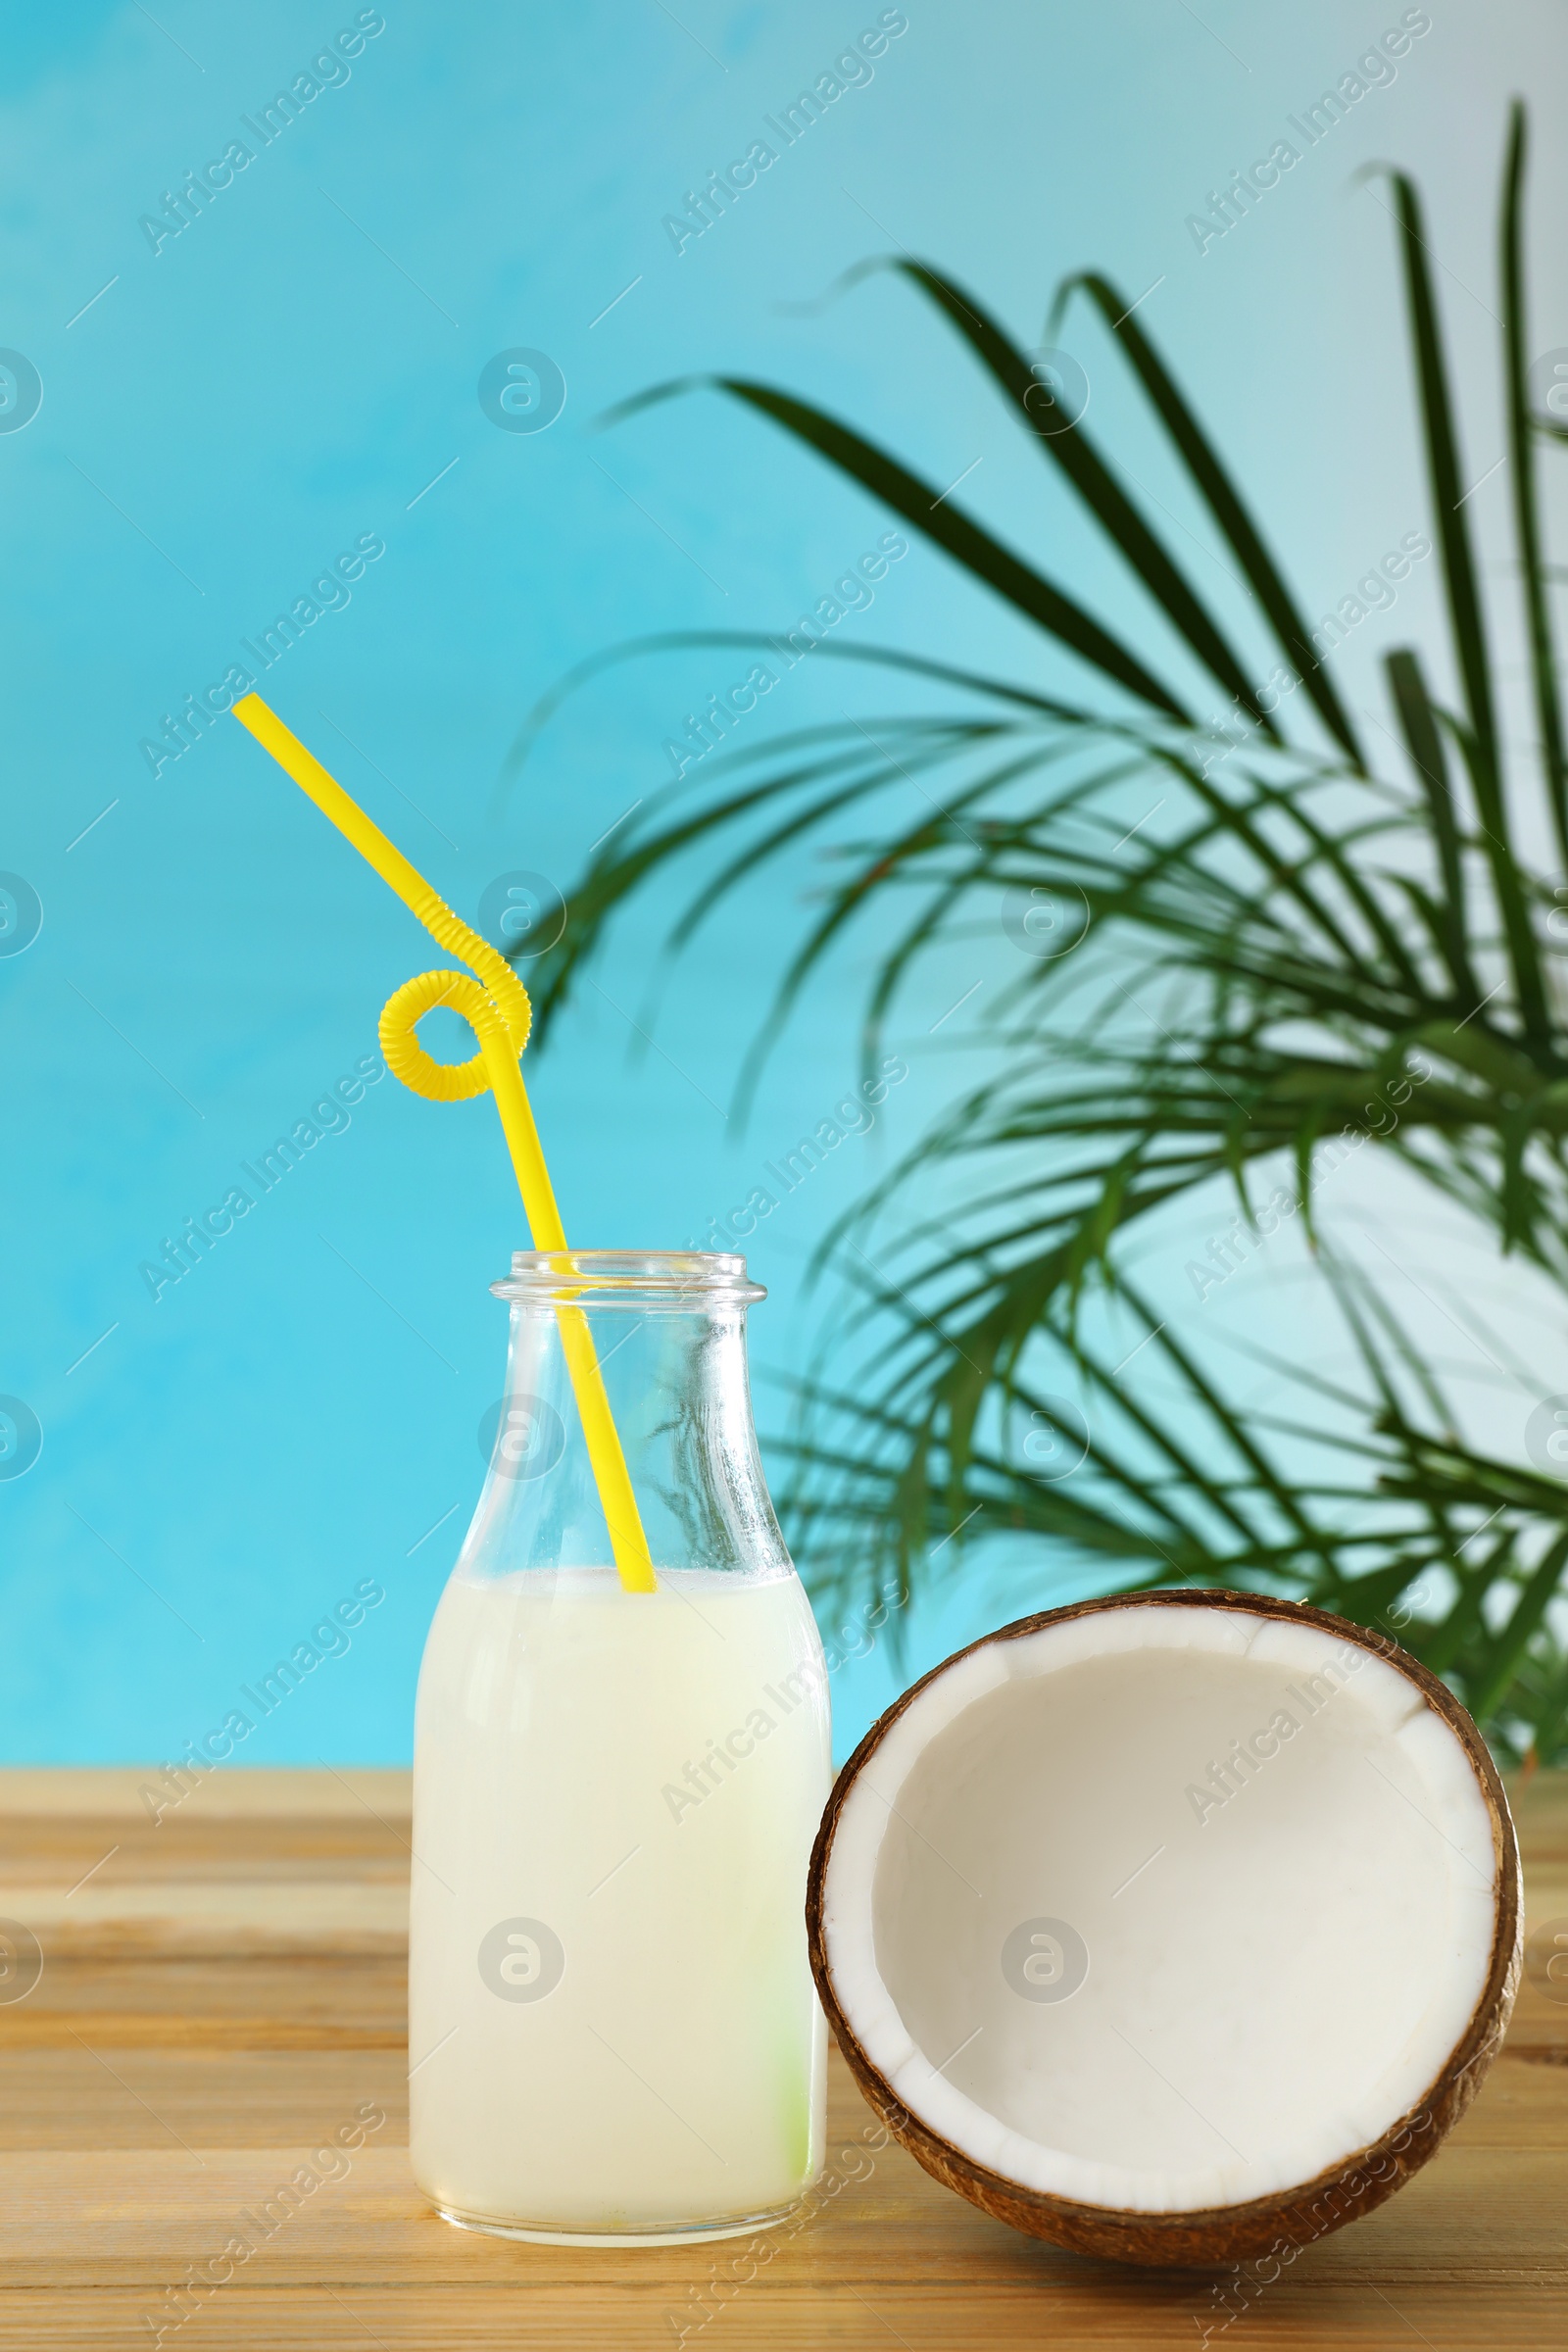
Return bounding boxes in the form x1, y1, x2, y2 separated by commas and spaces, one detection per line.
409, 1566, 831, 2237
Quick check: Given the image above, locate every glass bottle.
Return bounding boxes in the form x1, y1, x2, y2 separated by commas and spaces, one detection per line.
409, 1250, 830, 2244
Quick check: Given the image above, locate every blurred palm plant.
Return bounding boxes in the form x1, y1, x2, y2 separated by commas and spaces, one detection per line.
514, 108, 1568, 1759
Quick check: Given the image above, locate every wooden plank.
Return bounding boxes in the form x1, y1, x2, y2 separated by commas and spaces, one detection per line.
0, 1769, 414, 1818
0, 1768, 1561, 2349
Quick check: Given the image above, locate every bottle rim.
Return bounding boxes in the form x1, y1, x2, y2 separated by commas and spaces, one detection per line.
491, 1249, 765, 1308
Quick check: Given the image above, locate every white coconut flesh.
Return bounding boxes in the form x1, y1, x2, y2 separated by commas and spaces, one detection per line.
821, 1604, 1498, 2215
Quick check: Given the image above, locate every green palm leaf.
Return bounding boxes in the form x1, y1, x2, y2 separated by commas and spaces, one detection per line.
523, 111, 1568, 1756
1053, 270, 1365, 767
1499, 103, 1568, 862
601, 376, 1190, 716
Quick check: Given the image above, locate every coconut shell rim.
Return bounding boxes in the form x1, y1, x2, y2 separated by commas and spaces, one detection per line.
807, 1587, 1521, 2268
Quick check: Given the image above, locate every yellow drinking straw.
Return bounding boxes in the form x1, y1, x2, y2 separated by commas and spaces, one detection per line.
231, 691, 658, 1594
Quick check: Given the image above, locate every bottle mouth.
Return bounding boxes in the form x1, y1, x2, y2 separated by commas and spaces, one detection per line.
492, 1250, 765, 1309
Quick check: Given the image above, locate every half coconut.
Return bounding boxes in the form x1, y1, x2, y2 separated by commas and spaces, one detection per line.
808, 1592, 1519, 2266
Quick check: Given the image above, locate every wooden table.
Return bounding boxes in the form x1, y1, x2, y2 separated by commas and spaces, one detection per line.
0, 1767, 1563, 2349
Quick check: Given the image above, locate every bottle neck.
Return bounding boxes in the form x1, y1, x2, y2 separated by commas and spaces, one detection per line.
460, 1268, 791, 1583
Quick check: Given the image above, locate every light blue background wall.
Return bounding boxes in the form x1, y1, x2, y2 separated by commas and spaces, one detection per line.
1, 0, 1561, 1762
